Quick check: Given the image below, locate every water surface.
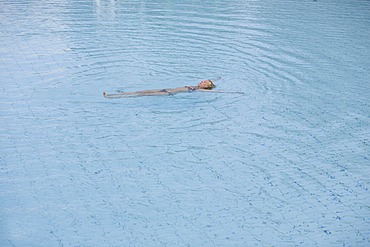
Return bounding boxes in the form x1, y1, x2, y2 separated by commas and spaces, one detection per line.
1, 0, 369, 246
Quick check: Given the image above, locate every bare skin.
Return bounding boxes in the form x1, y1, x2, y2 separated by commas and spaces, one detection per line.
104, 79, 216, 98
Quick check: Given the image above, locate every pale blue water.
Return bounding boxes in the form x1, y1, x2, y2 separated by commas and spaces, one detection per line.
1, 0, 370, 246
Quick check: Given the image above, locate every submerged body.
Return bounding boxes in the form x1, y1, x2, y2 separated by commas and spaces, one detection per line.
104, 79, 216, 98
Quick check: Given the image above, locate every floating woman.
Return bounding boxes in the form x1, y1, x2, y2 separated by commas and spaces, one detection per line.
103, 79, 243, 98
103, 79, 215, 98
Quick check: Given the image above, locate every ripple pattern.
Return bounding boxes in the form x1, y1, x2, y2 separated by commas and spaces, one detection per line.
1, 0, 370, 246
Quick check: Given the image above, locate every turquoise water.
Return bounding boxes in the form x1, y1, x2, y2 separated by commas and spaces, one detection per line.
1, 0, 369, 246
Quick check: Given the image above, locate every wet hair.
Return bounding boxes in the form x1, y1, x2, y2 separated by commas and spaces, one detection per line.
201, 80, 215, 89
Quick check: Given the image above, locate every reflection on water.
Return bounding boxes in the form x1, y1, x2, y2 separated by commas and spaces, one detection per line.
1, 0, 369, 246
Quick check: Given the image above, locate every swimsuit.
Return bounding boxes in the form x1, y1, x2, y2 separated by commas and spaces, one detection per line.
160, 89, 174, 95
186, 86, 197, 92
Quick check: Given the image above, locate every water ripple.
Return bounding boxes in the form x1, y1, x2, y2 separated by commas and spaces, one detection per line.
1, 0, 370, 246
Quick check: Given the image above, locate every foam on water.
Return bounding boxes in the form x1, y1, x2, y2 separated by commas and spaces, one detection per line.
1, 0, 369, 246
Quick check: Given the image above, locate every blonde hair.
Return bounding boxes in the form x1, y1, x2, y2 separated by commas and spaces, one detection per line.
203, 80, 215, 89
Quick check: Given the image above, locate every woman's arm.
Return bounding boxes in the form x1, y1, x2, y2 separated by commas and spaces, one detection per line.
196, 89, 245, 94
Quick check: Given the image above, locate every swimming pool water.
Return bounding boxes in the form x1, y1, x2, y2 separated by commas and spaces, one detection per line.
1, 0, 369, 246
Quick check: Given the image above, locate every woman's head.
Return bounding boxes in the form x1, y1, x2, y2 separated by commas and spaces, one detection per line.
198, 79, 215, 89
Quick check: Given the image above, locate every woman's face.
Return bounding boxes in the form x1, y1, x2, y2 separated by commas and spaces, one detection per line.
198, 80, 214, 89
